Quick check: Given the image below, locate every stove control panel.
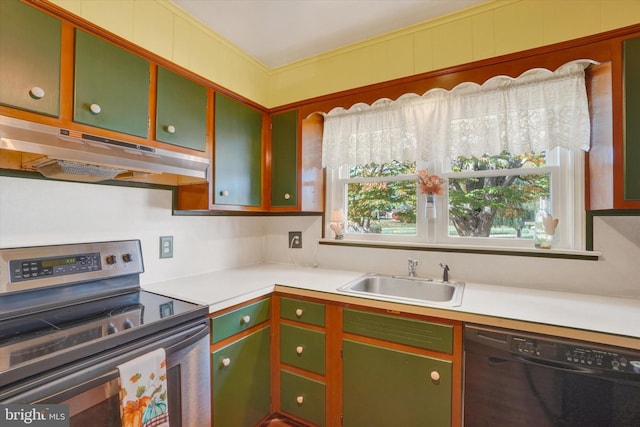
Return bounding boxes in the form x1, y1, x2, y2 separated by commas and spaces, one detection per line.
0, 240, 144, 293
10, 253, 101, 282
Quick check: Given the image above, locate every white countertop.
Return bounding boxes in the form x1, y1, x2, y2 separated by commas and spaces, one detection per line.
143, 263, 640, 343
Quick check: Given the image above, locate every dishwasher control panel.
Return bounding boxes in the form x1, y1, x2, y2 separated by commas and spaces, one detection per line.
557, 343, 640, 373
510, 334, 640, 374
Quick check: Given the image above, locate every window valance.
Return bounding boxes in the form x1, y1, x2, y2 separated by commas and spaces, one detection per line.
321, 59, 595, 169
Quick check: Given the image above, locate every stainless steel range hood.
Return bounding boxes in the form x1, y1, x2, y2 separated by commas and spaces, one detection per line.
0, 115, 209, 183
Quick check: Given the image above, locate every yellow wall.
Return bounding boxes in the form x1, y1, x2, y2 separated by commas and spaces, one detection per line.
49, 0, 640, 108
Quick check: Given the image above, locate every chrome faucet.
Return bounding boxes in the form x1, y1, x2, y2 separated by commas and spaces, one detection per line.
439, 263, 450, 282
408, 258, 419, 277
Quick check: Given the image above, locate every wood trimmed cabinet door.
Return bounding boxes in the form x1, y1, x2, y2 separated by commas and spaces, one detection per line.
210, 299, 271, 427
214, 93, 263, 207
0, 0, 61, 117
623, 36, 640, 203
277, 296, 328, 427
341, 308, 456, 427
155, 66, 207, 152
73, 29, 149, 137
271, 110, 299, 208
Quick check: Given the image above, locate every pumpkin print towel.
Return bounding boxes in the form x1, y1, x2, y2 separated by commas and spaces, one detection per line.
118, 348, 170, 427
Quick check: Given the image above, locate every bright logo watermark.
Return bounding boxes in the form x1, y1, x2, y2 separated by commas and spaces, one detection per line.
1, 405, 68, 426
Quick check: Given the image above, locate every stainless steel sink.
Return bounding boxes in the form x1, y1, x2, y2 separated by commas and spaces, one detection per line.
338, 274, 464, 307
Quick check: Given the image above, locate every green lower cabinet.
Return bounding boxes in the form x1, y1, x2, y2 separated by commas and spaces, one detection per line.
212, 327, 271, 427
342, 339, 452, 427
280, 324, 326, 375
280, 370, 326, 426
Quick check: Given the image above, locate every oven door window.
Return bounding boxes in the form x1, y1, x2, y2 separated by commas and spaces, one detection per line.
59, 366, 181, 427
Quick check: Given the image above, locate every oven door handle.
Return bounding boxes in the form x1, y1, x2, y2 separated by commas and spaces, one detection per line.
3, 320, 209, 404
75, 320, 210, 386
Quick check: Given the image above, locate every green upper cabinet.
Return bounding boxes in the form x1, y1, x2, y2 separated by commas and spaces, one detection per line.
155, 66, 207, 151
271, 110, 299, 207
73, 29, 149, 138
214, 93, 263, 207
623, 36, 640, 201
0, 0, 61, 116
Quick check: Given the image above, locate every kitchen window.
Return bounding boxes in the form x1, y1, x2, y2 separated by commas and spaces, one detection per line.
323, 60, 593, 251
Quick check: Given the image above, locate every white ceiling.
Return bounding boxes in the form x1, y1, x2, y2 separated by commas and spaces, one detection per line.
170, 0, 487, 68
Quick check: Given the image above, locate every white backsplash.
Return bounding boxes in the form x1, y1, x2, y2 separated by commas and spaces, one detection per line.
2, 176, 638, 299
262, 214, 640, 299
0, 176, 265, 284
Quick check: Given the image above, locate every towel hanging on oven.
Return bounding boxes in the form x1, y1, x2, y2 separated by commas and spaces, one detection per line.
118, 348, 170, 427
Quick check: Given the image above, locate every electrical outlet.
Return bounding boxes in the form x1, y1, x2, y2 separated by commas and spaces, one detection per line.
160, 236, 173, 258
288, 231, 302, 249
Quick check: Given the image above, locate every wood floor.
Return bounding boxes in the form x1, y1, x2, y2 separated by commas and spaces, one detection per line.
259, 414, 309, 427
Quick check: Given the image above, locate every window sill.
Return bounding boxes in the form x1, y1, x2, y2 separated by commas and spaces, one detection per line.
318, 239, 600, 260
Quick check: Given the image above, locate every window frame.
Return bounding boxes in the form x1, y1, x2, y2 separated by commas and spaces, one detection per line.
325, 148, 585, 251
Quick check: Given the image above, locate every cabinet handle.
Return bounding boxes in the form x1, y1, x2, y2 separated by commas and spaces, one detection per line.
166, 125, 176, 134
219, 190, 229, 197
284, 193, 291, 200
29, 86, 45, 99
296, 396, 304, 405
296, 345, 304, 355
221, 357, 231, 367
89, 103, 102, 115
295, 308, 303, 317
430, 370, 440, 383
241, 315, 251, 324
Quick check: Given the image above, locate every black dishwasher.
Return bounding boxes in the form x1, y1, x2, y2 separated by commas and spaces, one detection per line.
464, 325, 640, 427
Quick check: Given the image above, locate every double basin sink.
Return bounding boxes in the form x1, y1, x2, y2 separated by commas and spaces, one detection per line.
338, 273, 464, 307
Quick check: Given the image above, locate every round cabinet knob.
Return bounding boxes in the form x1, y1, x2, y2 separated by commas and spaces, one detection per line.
29, 86, 45, 99
295, 308, 303, 317
284, 193, 291, 200
166, 125, 176, 134
296, 396, 304, 405
221, 358, 231, 367
241, 315, 251, 324
430, 371, 441, 382
219, 190, 229, 197
296, 346, 304, 355
89, 103, 102, 114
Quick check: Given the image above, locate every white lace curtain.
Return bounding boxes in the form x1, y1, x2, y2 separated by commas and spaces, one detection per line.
321, 59, 594, 169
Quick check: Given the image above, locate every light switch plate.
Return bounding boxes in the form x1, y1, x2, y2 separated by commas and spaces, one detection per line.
160, 236, 173, 258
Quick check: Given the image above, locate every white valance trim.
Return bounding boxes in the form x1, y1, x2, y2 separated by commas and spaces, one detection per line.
321, 59, 596, 169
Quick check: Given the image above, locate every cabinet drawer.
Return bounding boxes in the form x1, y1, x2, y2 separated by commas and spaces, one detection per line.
280, 324, 325, 375
343, 308, 453, 354
211, 299, 270, 343
280, 297, 325, 327
281, 370, 326, 427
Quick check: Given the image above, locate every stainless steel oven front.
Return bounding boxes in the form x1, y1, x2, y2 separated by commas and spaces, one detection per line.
3, 319, 210, 427
0, 240, 211, 427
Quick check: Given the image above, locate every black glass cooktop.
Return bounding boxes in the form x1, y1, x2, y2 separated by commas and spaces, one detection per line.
0, 290, 206, 377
